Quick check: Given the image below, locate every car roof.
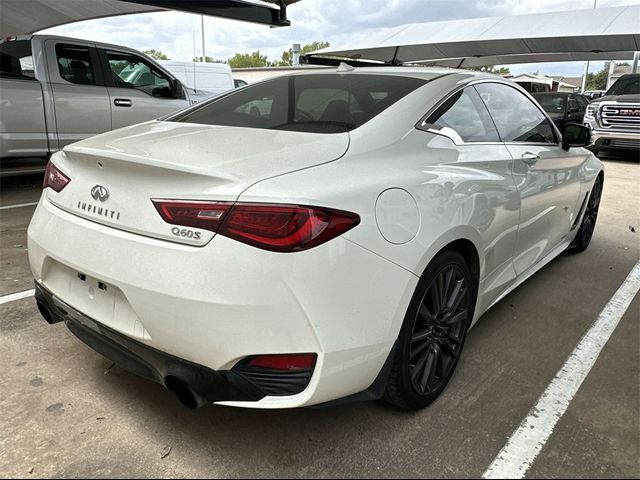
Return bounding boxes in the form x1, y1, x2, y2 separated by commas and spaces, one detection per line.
532, 92, 574, 96
270, 65, 508, 83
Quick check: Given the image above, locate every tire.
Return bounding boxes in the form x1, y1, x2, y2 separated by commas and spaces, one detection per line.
384, 250, 476, 410
571, 175, 603, 253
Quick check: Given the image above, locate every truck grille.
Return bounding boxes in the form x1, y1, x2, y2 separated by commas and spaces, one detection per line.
601, 104, 640, 130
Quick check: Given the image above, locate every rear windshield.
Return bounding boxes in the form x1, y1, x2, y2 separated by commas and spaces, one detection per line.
172, 74, 426, 133
533, 94, 567, 114
606, 75, 640, 96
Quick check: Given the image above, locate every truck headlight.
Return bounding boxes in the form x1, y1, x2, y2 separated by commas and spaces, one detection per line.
585, 105, 597, 119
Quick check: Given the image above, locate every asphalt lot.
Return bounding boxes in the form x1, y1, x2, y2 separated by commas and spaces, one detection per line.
0, 152, 638, 478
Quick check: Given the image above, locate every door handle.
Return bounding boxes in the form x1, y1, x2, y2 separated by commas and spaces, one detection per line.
114, 98, 132, 107
521, 152, 541, 166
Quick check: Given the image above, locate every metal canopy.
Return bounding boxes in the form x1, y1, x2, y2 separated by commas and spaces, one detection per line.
0, 0, 299, 37
306, 5, 640, 67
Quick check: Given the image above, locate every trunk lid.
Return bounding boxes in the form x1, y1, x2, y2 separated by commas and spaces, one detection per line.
46, 120, 349, 246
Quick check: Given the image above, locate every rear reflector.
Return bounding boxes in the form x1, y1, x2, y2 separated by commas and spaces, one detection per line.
152, 200, 360, 252
246, 353, 317, 371
43, 161, 70, 192
233, 353, 318, 396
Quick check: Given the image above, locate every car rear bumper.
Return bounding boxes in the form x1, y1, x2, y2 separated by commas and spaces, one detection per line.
28, 195, 417, 408
34, 281, 264, 408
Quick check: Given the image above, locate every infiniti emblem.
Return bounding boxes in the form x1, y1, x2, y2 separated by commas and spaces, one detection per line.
91, 185, 110, 202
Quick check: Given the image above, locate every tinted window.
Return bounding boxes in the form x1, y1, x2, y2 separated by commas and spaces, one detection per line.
106, 51, 171, 97
575, 95, 588, 110
475, 83, 557, 144
0, 40, 34, 79
533, 94, 567, 115
567, 96, 580, 113
605, 75, 640, 96
423, 87, 499, 142
173, 74, 426, 133
56, 44, 96, 85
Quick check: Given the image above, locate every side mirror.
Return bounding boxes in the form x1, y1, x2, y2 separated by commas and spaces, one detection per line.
562, 123, 591, 151
171, 78, 184, 99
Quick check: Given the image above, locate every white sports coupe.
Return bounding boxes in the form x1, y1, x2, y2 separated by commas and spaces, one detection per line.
29, 67, 603, 410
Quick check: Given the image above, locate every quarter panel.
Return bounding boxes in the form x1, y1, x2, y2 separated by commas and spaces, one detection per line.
241, 129, 521, 321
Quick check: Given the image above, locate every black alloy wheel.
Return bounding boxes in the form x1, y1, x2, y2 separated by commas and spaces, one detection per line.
385, 250, 476, 410
409, 264, 469, 396
572, 175, 603, 252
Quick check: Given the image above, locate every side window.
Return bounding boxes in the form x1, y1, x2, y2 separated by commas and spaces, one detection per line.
575, 95, 588, 112
105, 51, 172, 97
475, 83, 558, 144
55, 44, 96, 85
422, 87, 500, 143
567, 97, 579, 113
0, 40, 35, 80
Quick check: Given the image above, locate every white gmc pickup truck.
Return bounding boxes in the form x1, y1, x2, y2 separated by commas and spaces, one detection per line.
0, 34, 233, 165
583, 74, 640, 156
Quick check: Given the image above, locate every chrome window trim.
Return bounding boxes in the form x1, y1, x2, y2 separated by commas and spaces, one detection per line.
416, 79, 562, 147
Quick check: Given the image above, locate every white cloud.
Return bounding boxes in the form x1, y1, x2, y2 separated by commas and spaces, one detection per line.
41, 0, 640, 75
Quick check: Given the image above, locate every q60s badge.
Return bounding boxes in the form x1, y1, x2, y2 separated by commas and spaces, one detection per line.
172, 227, 201, 240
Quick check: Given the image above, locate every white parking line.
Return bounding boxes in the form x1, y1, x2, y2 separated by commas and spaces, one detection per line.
0, 289, 35, 305
483, 260, 640, 479
0, 202, 38, 210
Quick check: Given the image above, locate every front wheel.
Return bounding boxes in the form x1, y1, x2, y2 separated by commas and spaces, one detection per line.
572, 175, 603, 252
384, 250, 476, 410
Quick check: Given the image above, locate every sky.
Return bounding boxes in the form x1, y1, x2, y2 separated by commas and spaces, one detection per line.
42, 0, 640, 77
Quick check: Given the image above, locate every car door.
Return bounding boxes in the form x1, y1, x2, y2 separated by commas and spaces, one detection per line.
418, 86, 521, 311
475, 82, 585, 276
44, 40, 111, 150
99, 49, 190, 129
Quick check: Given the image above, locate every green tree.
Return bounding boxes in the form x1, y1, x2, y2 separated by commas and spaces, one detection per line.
585, 61, 632, 90
193, 56, 226, 63
469, 65, 511, 75
585, 62, 611, 91
227, 51, 269, 68
272, 41, 331, 67
143, 49, 170, 60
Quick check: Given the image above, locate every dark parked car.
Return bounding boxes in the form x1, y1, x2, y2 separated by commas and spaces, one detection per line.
532, 92, 589, 133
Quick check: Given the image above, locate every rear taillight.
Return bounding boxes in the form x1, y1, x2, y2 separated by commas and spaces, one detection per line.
152, 200, 360, 252
152, 199, 233, 232
220, 203, 360, 252
43, 161, 70, 192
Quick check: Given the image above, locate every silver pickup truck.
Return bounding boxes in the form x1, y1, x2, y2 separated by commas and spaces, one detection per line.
0, 34, 228, 164
583, 73, 640, 156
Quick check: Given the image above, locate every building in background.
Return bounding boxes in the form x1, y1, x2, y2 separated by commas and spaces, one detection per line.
607, 64, 632, 90
509, 73, 577, 93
